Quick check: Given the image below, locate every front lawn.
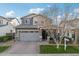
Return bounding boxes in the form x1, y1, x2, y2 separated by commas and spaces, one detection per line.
0, 46, 9, 53
40, 45, 79, 54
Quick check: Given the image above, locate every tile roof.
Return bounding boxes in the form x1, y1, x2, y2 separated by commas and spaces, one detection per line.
16, 24, 38, 29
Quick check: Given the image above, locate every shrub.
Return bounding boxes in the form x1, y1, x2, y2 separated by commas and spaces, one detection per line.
0, 36, 4, 42
0, 35, 12, 42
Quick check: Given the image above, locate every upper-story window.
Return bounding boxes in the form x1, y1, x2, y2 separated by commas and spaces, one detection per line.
24, 18, 30, 24
0, 21, 1, 24
41, 21, 44, 24
24, 17, 33, 25
0, 20, 3, 24
26, 20, 27, 24
30, 17, 33, 25
35, 21, 38, 24
33, 21, 38, 25
6, 22, 8, 25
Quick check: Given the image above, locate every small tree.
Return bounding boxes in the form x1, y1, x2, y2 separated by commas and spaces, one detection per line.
42, 4, 61, 48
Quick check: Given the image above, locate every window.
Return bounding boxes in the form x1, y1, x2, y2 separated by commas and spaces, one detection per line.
0, 20, 3, 24
0, 21, 1, 24
24, 18, 28, 24
25, 19, 30, 24
30, 17, 33, 25
25, 18, 33, 25
35, 21, 38, 24
41, 21, 44, 23
67, 33, 69, 36
26, 20, 27, 23
6, 22, 8, 25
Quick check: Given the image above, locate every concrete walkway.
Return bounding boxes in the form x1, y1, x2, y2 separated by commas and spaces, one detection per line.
0, 40, 15, 46
2, 41, 40, 55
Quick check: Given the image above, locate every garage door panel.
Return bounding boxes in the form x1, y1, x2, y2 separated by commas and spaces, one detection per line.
20, 32, 40, 41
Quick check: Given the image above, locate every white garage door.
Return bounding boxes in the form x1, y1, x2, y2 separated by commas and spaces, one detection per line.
19, 32, 40, 41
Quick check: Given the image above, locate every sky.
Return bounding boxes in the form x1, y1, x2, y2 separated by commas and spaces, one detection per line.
0, 3, 52, 17
0, 3, 79, 18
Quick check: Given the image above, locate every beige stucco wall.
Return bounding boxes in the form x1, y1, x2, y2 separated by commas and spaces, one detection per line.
33, 15, 53, 30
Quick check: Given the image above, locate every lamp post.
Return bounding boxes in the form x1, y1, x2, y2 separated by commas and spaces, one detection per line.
64, 38, 69, 51
64, 38, 67, 51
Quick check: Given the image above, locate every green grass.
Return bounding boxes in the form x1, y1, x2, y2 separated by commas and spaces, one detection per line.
0, 46, 9, 53
40, 45, 79, 54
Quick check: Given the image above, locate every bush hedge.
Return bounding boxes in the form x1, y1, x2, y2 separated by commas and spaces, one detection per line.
0, 35, 12, 42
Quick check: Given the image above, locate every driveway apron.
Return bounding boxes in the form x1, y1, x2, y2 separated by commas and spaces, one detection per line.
4, 41, 40, 54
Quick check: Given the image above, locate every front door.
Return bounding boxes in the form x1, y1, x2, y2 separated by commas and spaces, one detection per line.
42, 29, 48, 41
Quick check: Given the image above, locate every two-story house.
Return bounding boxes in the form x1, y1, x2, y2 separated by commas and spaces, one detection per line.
0, 16, 20, 36
15, 13, 53, 41
0, 16, 8, 25
59, 18, 79, 44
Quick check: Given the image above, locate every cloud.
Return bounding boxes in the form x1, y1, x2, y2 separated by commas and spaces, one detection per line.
74, 8, 79, 13
57, 15, 61, 18
5, 10, 15, 17
28, 8, 44, 14
69, 13, 73, 16
47, 5, 51, 7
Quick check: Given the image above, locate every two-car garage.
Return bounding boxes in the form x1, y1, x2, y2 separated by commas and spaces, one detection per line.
16, 25, 40, 42
19, 31, 40, 41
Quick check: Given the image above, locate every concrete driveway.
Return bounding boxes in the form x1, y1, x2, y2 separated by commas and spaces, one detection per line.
3, 41, 40, 54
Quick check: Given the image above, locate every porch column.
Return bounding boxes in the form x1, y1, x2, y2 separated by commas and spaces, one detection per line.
74, 31, 77, 44
15, 30, 20, 41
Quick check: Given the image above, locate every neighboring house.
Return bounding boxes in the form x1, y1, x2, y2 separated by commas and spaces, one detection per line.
7, 17, 21, 26
0, 16, 20, 36
59, 18, 79, 44
0, 25, 15, 36
0, 16, 8, 25
15, 13, 53, 41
